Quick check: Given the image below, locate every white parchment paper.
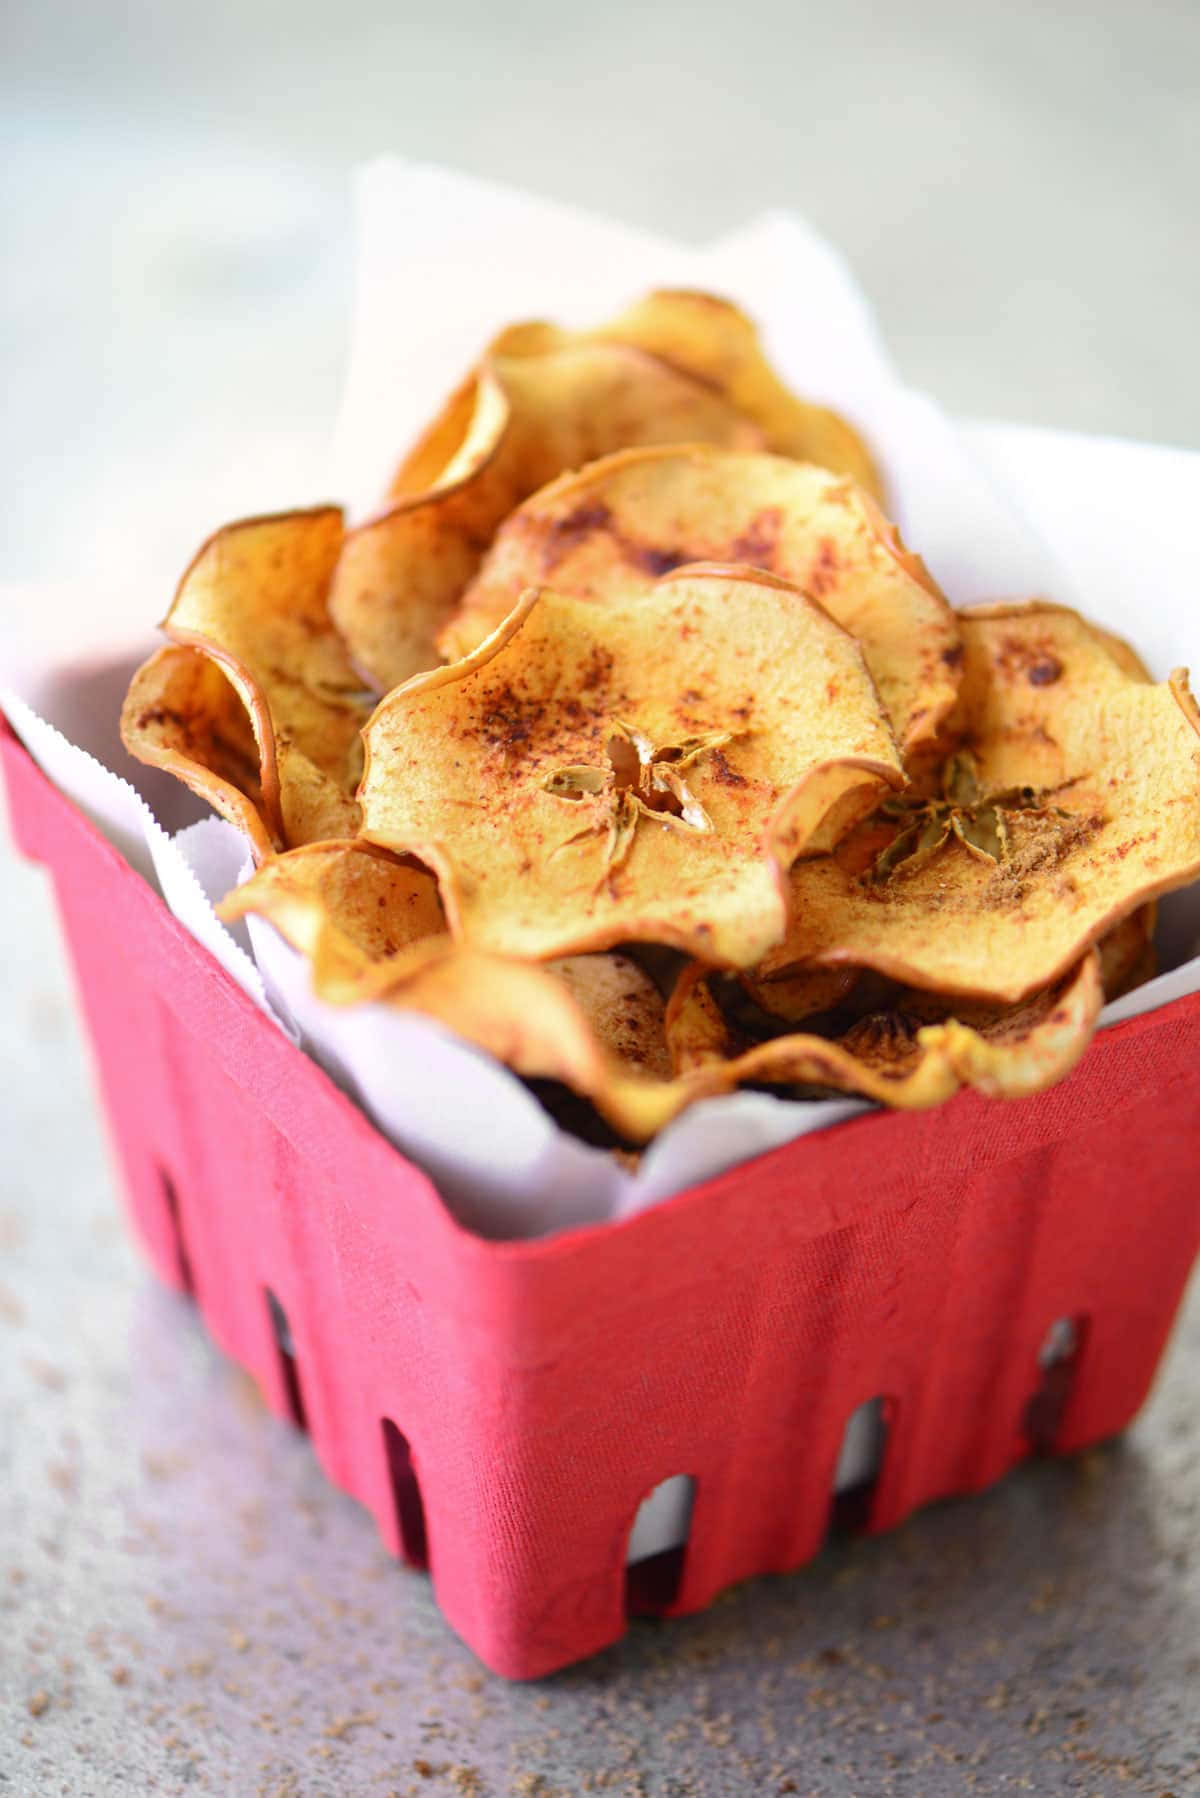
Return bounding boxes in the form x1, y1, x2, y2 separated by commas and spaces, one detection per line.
3, 158, 1198, 1242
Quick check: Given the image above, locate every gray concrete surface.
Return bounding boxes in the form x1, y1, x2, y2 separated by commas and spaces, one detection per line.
2, 2, 1200, 1792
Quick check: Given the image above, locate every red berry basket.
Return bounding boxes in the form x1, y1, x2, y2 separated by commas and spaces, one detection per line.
5, 713, 1199, 1679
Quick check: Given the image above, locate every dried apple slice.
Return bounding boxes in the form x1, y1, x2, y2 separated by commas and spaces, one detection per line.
328, 346, 763, 693
219, 844, 701, 1140
762, 604, 1200, 1003
1090, 622, 1153, 683
120, 643, 277, 862
389, 286, 876, 497
362, 946, 704, 1141
439, 444, 959, 758
359, 568, 903, 968
581, 288, 881, 496
218, 842, 672, 1079
667, 950, 1103, 1108
162, 506, 370, 847
737, 963, 862, 1026
736, 905, 1156, 1026
480, 292, 880, 494
386, 367, 502, 500
547, 953, 675, 1081
218, 839, 447, 1000
274, 743, 362, 848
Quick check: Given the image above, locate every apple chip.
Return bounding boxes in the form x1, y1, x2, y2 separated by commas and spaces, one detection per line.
581, 289, 881, 496
220, 845, 668, 1079
163, 506, 371, 847
761, 604, 1200, 1003
439, 445, 959, 757
478, 293, 879, 495
218, 839, 447, 1001
362, 947, 704, 1141
121, 644, 277, 861
667, 950, 1103, 1109
359, 568, 903, 968
547, 953, 674, 1082
329, 346, 763, 693
1091, 623, 1153, 683
386, 367, 502, 501
220, 851, 699, 1139
273, 743, 361, 847
388, 287, 876, 495
736, 906, 1155, 1026
737, 963, 862, 1026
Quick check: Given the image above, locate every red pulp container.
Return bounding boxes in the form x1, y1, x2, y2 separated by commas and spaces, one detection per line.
5, 716, 1199, 1679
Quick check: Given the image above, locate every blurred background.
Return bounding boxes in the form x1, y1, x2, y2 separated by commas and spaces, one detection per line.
4, 0, 1199, 606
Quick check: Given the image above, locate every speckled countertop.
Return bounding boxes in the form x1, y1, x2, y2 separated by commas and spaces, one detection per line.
4, 2, 1200, 1791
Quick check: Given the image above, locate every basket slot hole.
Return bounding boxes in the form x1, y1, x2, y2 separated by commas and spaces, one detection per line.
264, 1288, 307, 1431
1024, 1315, 1090, 1453
829, 1396, 890, 1533
381, 1418, 429, 1569
624, 1474, 694, 1616
157, 1165, 194, 1297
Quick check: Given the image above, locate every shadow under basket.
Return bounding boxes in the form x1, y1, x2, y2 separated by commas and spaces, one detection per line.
5, 716, 1200, 1679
